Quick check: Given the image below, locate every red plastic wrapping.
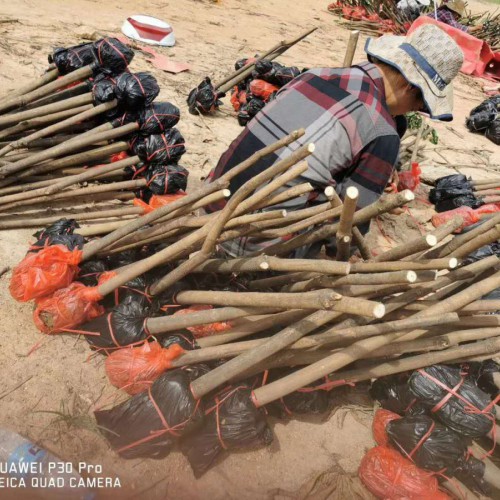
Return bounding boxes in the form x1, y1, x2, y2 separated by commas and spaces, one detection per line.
9, 245, 82, 302
249, 79, 279, 101
173, 305, 233, 337
33, 281, 105, 333
133, 193, 187, 213
110, 151, 129, 163
105, 340, 185, 395
432, 203, 500, 232
359, 446, 450, 500
398, 162, 421, 192
373, 409, 402, 446
230, 86, 248, 111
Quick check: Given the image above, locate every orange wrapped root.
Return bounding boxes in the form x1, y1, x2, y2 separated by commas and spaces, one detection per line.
9, 245, 82, 302
105, 341, 185, 394
432, 203, 500, 232
359, 446, 450, 500
373, 409, 402, 446
173, 305, 233, 337
33, 281, 105, 334
249, 79, 279, 101
133, 193, 187, 214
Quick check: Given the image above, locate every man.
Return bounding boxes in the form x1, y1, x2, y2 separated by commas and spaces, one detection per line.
397, 0, 430, 22
207, 24, 463, 258
427, 0, 481, 33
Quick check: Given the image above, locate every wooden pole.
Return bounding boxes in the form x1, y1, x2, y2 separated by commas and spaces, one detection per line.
450, 225, 500, 259
251, 271, 500, 406
5, 68, 59, 99
0, 65, 93, 114
372, 233, 438, 262
260, 190, 415, 257
342, 30, 360, 66
0, 122, 138, 178
81, 129, 305, 260
0, 100, 118, 157
336, 186, 358, 261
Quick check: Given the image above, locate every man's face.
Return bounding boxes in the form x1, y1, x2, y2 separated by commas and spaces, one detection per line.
390, 83, 425, 116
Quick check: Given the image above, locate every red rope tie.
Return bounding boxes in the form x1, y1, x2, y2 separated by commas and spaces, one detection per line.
215, 396, 228, 450
131, 73, 146, 98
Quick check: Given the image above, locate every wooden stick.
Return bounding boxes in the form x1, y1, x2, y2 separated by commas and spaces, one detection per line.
324, 186, 371, 260
192, 256, 350, 275
336, 186, 358, 261
450, 225, 500, 259
251, 271, 500, 406
404, 300, 500, 313
20, 82, 90, 111
196, 310, 308, 347
82, 128, 305, 260
435, 213, 500, 258
342, 30, 360, 66
0, 179, 145, 212
0, 104, 93, 141
350, 258, 457, 272
253, 183, 313, 210
0, 65, 93, 114
148, 144, 315, 295
6, 68, 59, 99
190, 309, 343, 399
0, 93, 94, 128
474, 188, 500, 196
174, 289, 346, 311
215, 27, 317, 92
260, 190, 415, 257
0, 122, 138, 178
372, 233, 438, 262
0, 206, 143, 228
0, 100, 117, 157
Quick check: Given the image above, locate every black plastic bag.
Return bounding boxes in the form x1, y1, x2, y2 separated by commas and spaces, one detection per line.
85, 295, 152, 351
466, 97, 500, 132
370, 376, 427, 416
187, 77, 224, 115
386, 415, 488, 494
464, 360, 500, 397
408, 365, 495, 438
93, 38, 134, 75
429, 174, 473, 204
133, 129, 186, 164
253, 59, 284, 85
95, 367, 206, 459
435, 194, 483, 213
237, 97, 266, 126
49, 42, 96, 75
143, 164, 189, 197
139, 102, 180, 135
275, 66, 301, 86
31, 218, 85, 252
114, 72, 160, 111
463, 241, 500, 264
486, 118, 500, 146
91, 74, 121, 120
78, 259, 109, 287
158, 331, 199, 351
180, 384, 273, 477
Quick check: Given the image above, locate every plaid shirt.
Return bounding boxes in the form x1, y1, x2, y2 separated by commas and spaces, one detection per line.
207, 62, 400, 257
427, 8, 468, 32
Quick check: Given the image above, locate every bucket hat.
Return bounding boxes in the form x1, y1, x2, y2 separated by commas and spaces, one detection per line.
365, 24, 464, 121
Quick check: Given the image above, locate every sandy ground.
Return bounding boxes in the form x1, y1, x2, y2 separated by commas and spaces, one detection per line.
0, 0, 499, 498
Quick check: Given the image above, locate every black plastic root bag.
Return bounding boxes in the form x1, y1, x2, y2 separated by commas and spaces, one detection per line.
139, 102, 180, 135
408, 365, 496, 438
95, 366, 207, 459
144, 164, 189, 197
49, 42, 97, 75
370, 376, 427, 416
85, 295, 152, 351
463, 241, 500, 265
486, 118, 500, 146
428, 174, 480, 213
180, 385, 273, 477
133, 129, 186, 164
466, 96, 500, 132
92, 37, 134, 75
187, 77, 224, 115
464, 360, 500, 397
114, 72, 160, 111
386, 415, 488, 494
31, 218, 85, 252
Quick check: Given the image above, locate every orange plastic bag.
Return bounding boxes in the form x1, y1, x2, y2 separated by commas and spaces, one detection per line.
432, 206, 479, 232
359, 446, 450, 500
373, 409, 402, 446
10, 245, 82, 302
173, 305, 233, 337
398, 163, 421, 192
133, 193, 187, 214
110, 151, 129, 163
33, 281, 105, 334
105, 341, 185, 394
249, 79, 279, 102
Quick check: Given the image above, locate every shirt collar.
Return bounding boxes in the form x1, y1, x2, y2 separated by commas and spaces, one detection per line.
353, 61, 387, 101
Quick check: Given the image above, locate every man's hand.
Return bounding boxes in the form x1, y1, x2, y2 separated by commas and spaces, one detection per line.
469, 24, 483, 33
